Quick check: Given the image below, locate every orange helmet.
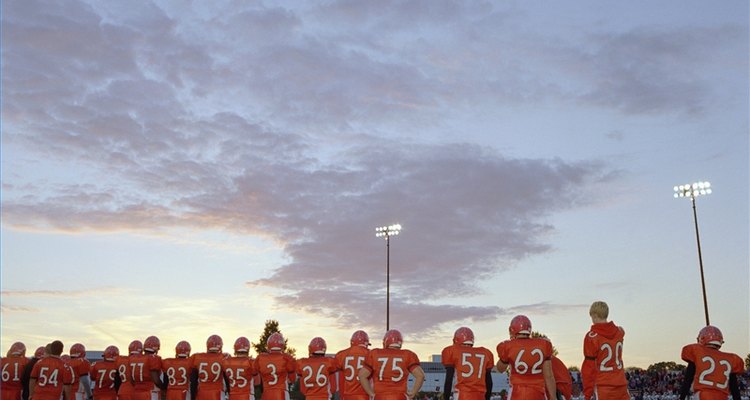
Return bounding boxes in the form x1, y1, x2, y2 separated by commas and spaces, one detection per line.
453, 327, 474, 346
308, 337, 327, 356
509, 315, 532, 337
698, 325, 724, 347
129, 340, 143, 355
34, 346, 46, 358
350, 330, 370, 347
9, 342, 26, 357
383, 330, 403, 349
70, 343, 86, 358
234, 337, 251, 354
144, 336, 160, 353
175, 341, 191, 358
266, 332, 285, 352
104, 345, 120, 361
206, 335, 223, 352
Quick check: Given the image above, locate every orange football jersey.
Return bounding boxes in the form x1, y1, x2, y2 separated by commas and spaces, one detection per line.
363, 348, 420, 397
68, 357, 91, 393
496, 338, 552, 392
253, 352, 296, 400
191, 352, 226, 400
1, 355, 30, 395
90, 360, 118, 400
582, 323, 627, 388
441, 344, 494, 395
681, 343, 744, 397
334, 345, 369, 399
222, 356, 256, 400
296, 356, 337, 400
30, 356, 74, 400
116, 355, 134, 400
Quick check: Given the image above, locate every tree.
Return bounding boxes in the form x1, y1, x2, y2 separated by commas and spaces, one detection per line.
646, 361, 685, 373
745, 353, 750, 371
531, 331, 558, 356
252, 319, 297, 357
568, 366, 580, 372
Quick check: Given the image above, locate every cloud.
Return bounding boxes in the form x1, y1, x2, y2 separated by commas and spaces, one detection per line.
2, 0, 654, 334
1, 287, 125, 298
1, 305, 40, 313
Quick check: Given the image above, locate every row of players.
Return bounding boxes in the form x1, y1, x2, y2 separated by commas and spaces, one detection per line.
1, 301, 745, 400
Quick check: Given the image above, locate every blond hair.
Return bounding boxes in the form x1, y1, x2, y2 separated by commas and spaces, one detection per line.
589, 301, 609, 320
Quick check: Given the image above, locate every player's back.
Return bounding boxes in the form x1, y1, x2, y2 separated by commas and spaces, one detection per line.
90, 360, 118, 400
161, 357, 191, 400
191, 352, 226, 395
583, 325, 627, 387
222, 356, 255, 400
31, 356, 73, 400
496, 338, 552, 390
365, 347, 420, 396
116, 355, 133, 398
254, 352, 296, 398
441, 344, 494, 394
681, 343, 744, 397
68, 357, 91, 394
1, 355, 30, 395
127, 353, 155, 392
334, 345, 369, 399
296, 356, 336, 400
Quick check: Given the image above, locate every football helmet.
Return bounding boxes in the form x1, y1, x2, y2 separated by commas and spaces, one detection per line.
207, 334, 223, 352
9, 342, 26, 356
383, 329, 403, 349
104, 345, 120, 361
266, 332, 285, 352
234, 337, 251, 354
70, 343, 86, 358
509, 315, 532, 337
308, 337, 327, 356
698, 325, 724, 347
453, 327, 474, 346
350, 330, 371, 347
34, 346, 46, 358
129, 340, 144, 355
175, 341, 191, 358
144, 336, 160, 353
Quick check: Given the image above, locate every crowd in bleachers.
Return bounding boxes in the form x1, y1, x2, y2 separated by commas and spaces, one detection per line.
565, 368, 750, 400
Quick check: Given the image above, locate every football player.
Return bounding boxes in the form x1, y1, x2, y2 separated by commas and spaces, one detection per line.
29, 341, 73, 400
117, 340, 143, 400
253, 333, 296, 400
144, 336, 165, 400
69, 343, 94, 400
1, 342, 30, 400
222, 337, 257, 400
22, 346, 47, 400
441, 327, 494, 400
551, 356, 573, 400
496, 315, 556, 400
162, 341, 193, 400
679, 325, 743, 400
581, 301, 629, 400
125, 340, 157, 400
334, 330, 371, 400
296, 338, 337, 400
358, 329, 424, 400
90, 346, 120, 400
190, 335, 227, 400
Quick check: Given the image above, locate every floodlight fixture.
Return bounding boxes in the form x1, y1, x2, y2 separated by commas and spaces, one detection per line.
673, 180, 712, 325
375, 223, 402, 331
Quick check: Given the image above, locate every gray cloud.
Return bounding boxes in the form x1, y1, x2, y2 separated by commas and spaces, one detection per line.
5, 0, 734, 334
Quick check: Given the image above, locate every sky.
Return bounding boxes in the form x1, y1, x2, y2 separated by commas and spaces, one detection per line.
1, 0, 748, 369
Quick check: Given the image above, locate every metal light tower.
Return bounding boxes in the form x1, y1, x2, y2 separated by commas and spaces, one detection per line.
375, 223, 401, 331
674, 181, 712, 326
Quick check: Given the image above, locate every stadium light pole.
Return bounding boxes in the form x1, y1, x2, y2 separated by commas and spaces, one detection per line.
674, 181, 712, 326
375, 224, 401, 331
